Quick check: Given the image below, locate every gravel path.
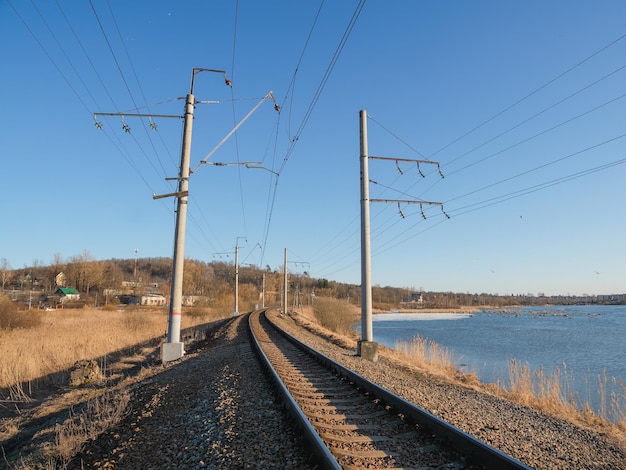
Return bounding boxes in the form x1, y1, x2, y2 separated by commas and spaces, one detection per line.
4, 311, 626, 469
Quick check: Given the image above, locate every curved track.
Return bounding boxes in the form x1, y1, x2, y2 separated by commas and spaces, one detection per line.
248, 310, 531, 470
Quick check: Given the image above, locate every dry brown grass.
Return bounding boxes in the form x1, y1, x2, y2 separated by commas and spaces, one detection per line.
0, 306, 223, 394
393, 335, 463, 378
0, 294, 42, 330
0, 306, 227, 468
51, 389, 130, 466
311, 297, 359, 336
499, 360, 626, 434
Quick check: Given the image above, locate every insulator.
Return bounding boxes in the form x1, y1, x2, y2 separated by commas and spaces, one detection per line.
398, 202, 405, 219
416, 162, 425, 178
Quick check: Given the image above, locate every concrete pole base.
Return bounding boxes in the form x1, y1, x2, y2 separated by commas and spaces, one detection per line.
357, 340, 379, 362
161, 342, 185, 363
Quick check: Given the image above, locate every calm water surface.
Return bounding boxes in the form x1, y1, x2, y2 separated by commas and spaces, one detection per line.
366, 305, 626, 421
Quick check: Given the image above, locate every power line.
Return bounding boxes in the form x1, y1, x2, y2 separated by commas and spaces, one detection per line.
441, 63, 626, 175
260, 0, 367, 265
229, 0, 249, 239
428, 32, 626, 161
279, 0, 326, 143
54, 0, 119, 111
7, 0, 93, 116
449, 156, 626, 218
445, 132, 626, 205
107, 0, 177, 171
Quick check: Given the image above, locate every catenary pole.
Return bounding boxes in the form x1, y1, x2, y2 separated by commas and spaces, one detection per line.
283, 248, 288, 315
357, 109, 446, 360
359, 110, 374, 348
162, 91, 194, 362
234, 238, 240, 316
97, 67, 275, 363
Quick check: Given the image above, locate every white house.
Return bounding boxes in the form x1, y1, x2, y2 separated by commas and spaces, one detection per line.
141, 293, 166, 306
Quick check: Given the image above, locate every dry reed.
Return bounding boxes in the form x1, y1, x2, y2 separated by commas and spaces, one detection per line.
393, 335, 459, 376
0, 307, 218, 393
52, 389, 130, 465
312, 297, 359, 335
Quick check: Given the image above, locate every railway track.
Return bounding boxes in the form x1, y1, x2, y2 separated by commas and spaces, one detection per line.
248, 309, 531, 470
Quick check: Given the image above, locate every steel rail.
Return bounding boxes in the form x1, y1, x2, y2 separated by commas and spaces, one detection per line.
247, 311, 341, 470
261, 310, 532, 470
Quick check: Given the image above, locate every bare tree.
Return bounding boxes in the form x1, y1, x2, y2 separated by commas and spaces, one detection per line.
1, 258, 12, 291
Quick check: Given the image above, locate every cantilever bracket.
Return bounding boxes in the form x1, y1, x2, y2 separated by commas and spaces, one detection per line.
153, 190, 189, 200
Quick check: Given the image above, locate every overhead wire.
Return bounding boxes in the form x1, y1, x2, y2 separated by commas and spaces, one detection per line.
379, 78, 626, 204
7, 0, 93, 117
9, 1, 248, 264
277, 0, 366, 176
104, 0, 178, 172
367, 57, 626, 203
449, 157, 626, 218
99, 2, 228, 256
28, 0, 102, 113
279, 0, 326, 143
7, 0, 179, 227
12, 2, 623, 280
441, 62, 626, 177
445, 132, 626, 206
229, 0, 250, 239
428, 32, 626, 161
54, 0, 119, 110
91, 0, 169, 180
258, 1, 325, 268
260, 0, 367, 265
364, 42, 626, 204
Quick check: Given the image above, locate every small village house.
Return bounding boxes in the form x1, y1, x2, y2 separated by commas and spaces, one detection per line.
141, 293, 166, 306
54, 287, 80, 304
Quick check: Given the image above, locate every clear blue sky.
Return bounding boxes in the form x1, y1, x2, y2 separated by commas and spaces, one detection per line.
1, 1, 625, 296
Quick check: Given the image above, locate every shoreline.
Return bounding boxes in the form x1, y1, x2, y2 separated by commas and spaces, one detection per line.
374, 307, 481, 314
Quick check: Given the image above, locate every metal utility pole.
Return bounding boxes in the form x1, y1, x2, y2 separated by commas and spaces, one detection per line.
158, 68, 231, 363
358, 109, 446, 361
96, 68, 279, 363
261, 272, 266, 308
234, 236, 245, 316
161, 90, 194, 362
281, 249, 310, 315
359, 110, 375, 360
283, 248, 288, 315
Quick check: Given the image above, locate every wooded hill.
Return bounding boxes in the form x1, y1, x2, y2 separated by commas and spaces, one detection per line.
1, 255, 618, 310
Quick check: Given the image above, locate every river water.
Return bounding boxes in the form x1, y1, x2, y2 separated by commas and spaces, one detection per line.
367, 305, 626, 422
